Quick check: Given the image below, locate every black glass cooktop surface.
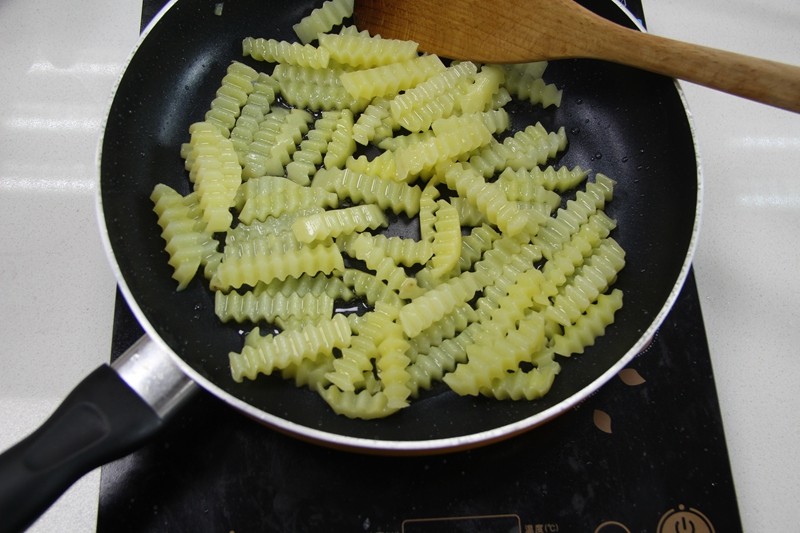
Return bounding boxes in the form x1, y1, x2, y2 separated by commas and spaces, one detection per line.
98, 269, 741, 532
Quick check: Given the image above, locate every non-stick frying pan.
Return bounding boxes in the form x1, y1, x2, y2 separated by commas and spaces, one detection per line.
0, 0, 699, 530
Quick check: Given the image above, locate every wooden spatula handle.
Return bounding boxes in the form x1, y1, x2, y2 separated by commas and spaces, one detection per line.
592, 26, 800, 112
355, 0, 800, 112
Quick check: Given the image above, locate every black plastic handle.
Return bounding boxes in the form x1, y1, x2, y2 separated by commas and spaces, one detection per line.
0, 364, 164, 533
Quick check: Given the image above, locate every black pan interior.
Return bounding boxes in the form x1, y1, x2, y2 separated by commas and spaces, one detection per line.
100, 0, 697, 446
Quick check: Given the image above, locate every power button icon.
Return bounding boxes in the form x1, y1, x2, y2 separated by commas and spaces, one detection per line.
657, 504, 715, 533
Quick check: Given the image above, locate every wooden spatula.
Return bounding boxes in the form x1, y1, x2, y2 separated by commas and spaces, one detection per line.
353, 0, 800, 112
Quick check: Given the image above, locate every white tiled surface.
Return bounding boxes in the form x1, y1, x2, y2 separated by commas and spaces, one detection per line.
0, 0, 141, 531
0, 0, 798, 531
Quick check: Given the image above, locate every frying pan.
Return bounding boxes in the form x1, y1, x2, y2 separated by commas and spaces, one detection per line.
0, 0, 699, 530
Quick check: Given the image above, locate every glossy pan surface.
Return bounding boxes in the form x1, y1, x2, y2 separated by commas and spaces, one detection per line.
99, 0, 700, 452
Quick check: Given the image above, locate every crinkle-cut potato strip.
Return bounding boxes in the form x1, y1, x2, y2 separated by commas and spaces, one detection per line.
414, 223, 500, 288
481, 360, 561, 401
229, 73, 279, 157
335, 25, 369, 37
287, 110, 343, 185
326, 304, 394, 392
505, 123, 569, 169
376, 324, 412, 409
339, 302, 411, 409
476, 108, 512, 135
239, 175, 339, 224
388, 61, 474, 119
342, 233, 424, 299
182, 122, 242, 233
498, 165, 589, 198
321, 386, 396, 420
491, 86, 513, 111
326, 333, 374, 392
389, 61, 478, 132
484, 268, 550, 332
458, 64, 506, 114
280, 352, 334, 392
408, 302, 477, 359
443, 269, 562, 400
224, 207, 323, 254
337, 232, 432, 268
345, 150, 397, 182
502, 62, 563, 108
243, 37, 330, 69
352, 97, 397, 146
442, 268, 550, 397
394, 114, 494, 182
210, 240, 344, 291
389, 109, 506, 151
151, 184, 222, 290
546, 238, 626, 327
223, 220, 312, 260
417, 181, 440, 246
311, 167, 422, 217
443, 162, 542, 237
399, 272, 483, 339
408, 323, 479, 396
215, 289, 334, 325
229, 313, 351, 382
151, 9, 632, 421
471, 236, 551, 320
340, 54, 446, 101
541, 212, 617, 288
428, 199, 462, 279
318, 32, 419, 68
273, 63, 370, 112
256, 272, 353, 301
215, 272, 351, 329
377, 129, 435, 152
496, 168, 562, 211
449, 196, 488, 227
553, 288, 624, 357
341, 268, 403, 308
292, 0, 354, 44
533, 174, 616, 259
281, 78, 370, 113
241, 107, 313, 180
444, 313, 547, 396
204, 61, 260, 137
403, 76, 507, 134
323, 108, 356, 169
459, 224, 502, 269
273, 62, 352, 87
467, 122, 568, 178
291, 204, 388, 243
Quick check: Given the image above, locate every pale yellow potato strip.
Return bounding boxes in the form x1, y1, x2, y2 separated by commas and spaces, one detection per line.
152, 12, 629, 421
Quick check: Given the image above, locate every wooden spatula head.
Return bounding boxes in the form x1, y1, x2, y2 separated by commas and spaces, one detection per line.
353, 0, 563, 63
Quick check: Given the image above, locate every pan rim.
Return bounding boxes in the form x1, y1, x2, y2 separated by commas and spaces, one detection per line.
94, 0, 703, 454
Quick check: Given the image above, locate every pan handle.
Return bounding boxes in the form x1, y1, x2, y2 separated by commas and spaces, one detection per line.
0, 336, 196, 533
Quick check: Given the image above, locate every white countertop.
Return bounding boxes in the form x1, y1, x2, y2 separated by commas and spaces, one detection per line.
1, 0, 798, 530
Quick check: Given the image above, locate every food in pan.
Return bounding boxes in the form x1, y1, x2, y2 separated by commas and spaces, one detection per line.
150, 0, 625, 419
